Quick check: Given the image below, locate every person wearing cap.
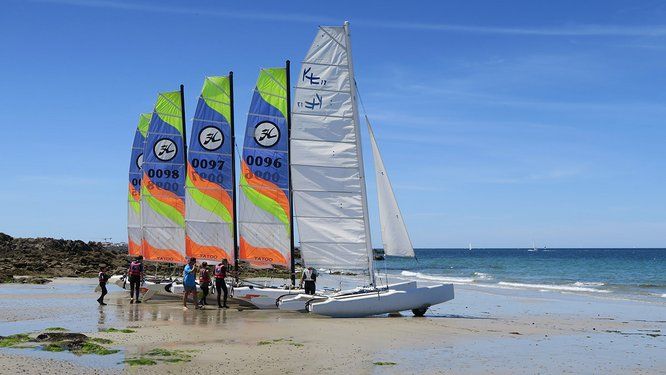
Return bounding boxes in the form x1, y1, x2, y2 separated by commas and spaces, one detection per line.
198, 261, 211, 306
183, 257, 198, 310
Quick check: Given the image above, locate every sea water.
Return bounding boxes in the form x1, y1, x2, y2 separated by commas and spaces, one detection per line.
383, 248, 666, 302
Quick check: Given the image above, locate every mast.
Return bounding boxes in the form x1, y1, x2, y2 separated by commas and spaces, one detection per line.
286, 60, 296, 287
180, 85, 187, 157
229, 72, 240, 281
344, 21, 376, 287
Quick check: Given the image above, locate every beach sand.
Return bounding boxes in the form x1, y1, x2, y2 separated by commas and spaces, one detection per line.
1, 278, 664, 374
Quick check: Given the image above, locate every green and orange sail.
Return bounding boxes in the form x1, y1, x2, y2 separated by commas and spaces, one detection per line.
140, 90, 187, 264
185, 76, 235, 264
127, 113, 150, 257
238, 67, 291, 268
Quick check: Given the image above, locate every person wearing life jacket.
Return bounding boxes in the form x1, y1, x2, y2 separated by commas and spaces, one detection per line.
97, 265, 110, 306
198, 262, 211, 307
300, 266, 317, 295
127, 255, 144, 304
214, 259, 229, 309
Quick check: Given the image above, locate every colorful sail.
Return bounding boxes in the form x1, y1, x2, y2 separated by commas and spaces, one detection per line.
290, 23, 375, 274
185, 76, 235, 264
141, 90, 187, 264
238, 67, 291, 268
127, 113, 151, 257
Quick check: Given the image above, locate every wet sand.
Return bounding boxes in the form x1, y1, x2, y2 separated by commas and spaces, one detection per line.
1, 278, 664, 374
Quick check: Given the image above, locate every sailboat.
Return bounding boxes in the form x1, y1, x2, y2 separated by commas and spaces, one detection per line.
111, 87, 190, 299
468, 243, 473, 251
528, 240, 538, 252
278, 22, 454, 317
230, 63, 305, 308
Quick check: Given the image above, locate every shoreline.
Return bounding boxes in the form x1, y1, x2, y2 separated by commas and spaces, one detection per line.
1, 278, 664, 374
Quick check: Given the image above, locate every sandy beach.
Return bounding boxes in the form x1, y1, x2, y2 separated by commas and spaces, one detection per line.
1, 278, 664, 374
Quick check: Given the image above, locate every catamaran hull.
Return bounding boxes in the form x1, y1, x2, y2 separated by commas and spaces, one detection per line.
276, 281, 418, 312
106, 275, 175, 300
308, 284, 454, 318
231, 286, 305, 309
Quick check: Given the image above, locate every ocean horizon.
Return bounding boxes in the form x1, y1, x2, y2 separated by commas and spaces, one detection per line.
382, 248, 666, 303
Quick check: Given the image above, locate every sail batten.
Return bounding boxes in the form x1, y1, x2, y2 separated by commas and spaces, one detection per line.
185, 76, 235, 264
367, 119, 415, 258
291, 23, 374, 277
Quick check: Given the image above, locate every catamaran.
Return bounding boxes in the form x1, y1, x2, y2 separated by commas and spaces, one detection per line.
277, 22, 454, 317
230, 63, 305, 308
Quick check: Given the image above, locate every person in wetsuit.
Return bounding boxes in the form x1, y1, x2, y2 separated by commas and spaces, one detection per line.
300, 266, 317, 295
127, 256, 144, 304
198, 262, 211, 306
214, 259, 230, 308
97, 265, 109, 305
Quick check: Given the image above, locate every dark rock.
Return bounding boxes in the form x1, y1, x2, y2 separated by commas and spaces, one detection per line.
36, 332, 89, 342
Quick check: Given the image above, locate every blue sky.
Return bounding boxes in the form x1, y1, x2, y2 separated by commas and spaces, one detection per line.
1, 0, 665, 247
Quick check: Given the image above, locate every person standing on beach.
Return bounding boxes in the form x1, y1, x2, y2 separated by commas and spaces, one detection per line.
300, 266, 317, 295
214, 259, 229, 309
198, 262, 211, 306
183, 257, 198, 310
127, 256, 144, 304
97, 265, 109, 305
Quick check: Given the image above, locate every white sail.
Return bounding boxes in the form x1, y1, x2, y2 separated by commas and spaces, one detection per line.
367, 119, 415, 258
291, 23, 374, 274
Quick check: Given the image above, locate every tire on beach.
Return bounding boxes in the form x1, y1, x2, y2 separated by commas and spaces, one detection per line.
412, 306, 428, 317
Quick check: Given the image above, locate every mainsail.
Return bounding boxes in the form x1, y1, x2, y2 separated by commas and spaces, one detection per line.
185, 76, 236, 264
367, 119, 415, 258
127, 113, 151, 257
291, 23, 375, 277
238, 67, 291, 268
141, 89, 187, 264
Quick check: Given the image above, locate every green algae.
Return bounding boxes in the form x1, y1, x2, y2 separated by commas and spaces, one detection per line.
374, 362, 397, 366
0, 334, 31, 348
45, 327, 68, 331
100, 327, 135, 333
43, 343, 65, 352
74, 342, 119, 355
124, 358, 157, 366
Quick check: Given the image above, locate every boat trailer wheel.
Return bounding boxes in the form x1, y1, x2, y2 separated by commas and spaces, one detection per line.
412, 306, 429, 317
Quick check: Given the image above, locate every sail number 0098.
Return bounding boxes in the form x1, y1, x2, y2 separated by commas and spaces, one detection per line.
147, 169, 179, 179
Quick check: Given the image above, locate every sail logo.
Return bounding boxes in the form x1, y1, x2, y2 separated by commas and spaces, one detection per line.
198, 126, 224, 151
302, 67, 327, 86
136, 153, 144, 169
297, 93, 323, 110
153, 138, 177, 161
253, 121, 280, 148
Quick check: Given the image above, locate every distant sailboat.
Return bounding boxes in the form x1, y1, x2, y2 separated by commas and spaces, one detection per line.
528, 240, 538, 252
468, 243, 473, 251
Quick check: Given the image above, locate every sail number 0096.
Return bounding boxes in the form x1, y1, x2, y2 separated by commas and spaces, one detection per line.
245, 155, 281, 168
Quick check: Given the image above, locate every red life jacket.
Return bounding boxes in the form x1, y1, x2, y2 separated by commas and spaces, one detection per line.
199, 268, 211, 283
214, 265, 226, 279
129, 261, 142, 276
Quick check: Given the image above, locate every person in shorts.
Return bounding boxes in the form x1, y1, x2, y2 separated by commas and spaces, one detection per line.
183, 257, 198, 310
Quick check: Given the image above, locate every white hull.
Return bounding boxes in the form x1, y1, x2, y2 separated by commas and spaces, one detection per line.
107, 275, 176, 300
308, 284, 454, 318
232, 286, 305, 309
277, 281, 418, 312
